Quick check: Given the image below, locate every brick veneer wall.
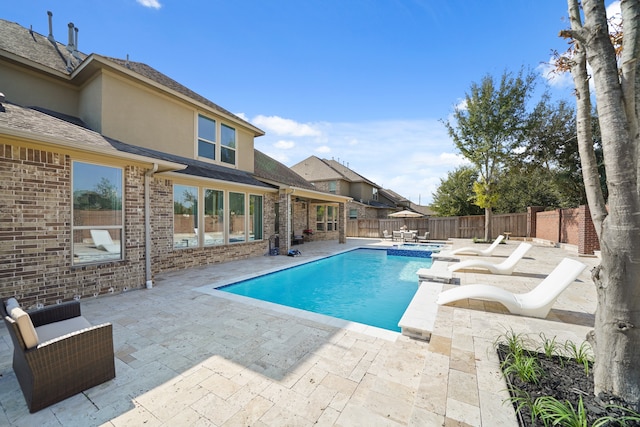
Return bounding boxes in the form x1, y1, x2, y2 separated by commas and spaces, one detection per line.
149, 177, 273, 275
1, 141, 277, 308
535, 205, 600, 255
0, 143, 147, 309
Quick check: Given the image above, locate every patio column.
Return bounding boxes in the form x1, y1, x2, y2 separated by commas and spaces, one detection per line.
338, 202, 346, 244
279, 190, 292, 254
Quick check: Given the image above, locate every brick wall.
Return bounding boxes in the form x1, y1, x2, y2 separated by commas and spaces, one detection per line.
535, 205, 600, 255
0, 143, 147, 309
1, 141, 278, 308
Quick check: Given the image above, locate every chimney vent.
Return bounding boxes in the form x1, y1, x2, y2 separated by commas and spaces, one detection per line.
47, 11, 55, 42
67, 22, 75, 52
73, 26, 81, 60
0, 93, 5, 103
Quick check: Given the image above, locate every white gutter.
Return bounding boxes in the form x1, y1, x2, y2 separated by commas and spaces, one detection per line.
144, 163, 158, 289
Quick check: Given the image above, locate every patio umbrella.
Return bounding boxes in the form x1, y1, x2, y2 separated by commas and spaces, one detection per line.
388, 209, 423, 218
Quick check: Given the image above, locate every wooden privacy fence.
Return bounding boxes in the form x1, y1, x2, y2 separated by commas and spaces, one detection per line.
347, 212, 527, 240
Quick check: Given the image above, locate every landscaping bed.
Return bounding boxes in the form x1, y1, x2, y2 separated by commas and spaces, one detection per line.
497, 332, 640, 427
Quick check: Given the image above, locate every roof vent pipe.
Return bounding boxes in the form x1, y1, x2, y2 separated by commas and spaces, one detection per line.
47, 11, 55, 42
73, 26, 81, 60
67, 22, 75, 52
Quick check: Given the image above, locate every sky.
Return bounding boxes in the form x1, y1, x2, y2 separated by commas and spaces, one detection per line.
2, 1, 603, 205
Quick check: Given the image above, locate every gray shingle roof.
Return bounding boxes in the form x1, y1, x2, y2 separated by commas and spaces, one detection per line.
253, 150, 316, 190
0, 101, 274, 189
0, 18, 86, 75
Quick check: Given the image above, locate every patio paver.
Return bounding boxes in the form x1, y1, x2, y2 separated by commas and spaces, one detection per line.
0, 238, 599, 426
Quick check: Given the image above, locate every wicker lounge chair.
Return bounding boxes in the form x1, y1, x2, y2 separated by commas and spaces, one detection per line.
1, 298, 115, 413
437, 258, 587, 318
292, 230, 304, 245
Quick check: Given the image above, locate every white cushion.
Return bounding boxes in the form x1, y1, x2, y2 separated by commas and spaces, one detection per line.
9, 307, 39, 349
35, 316, 92, 343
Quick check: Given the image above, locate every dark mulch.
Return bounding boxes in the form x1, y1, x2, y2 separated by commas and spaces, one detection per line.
497, 344, 640, 427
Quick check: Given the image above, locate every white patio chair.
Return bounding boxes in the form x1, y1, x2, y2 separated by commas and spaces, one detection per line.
448, 242, 531, 275
437, 258, 587, 318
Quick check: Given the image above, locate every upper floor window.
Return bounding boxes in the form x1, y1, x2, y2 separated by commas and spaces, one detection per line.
72, 161, 123, 264
329, 181, 337, 194
221, 124, 236, 165
198, 115, 216, 160
372, 188, 378, 201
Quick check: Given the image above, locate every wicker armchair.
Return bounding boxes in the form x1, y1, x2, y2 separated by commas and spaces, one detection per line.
1, 299, 115, 413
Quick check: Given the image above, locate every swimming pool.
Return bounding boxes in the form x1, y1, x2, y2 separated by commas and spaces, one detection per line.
219, 248, 432, 332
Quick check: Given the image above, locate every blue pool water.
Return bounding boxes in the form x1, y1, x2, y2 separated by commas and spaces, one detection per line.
220, 249, 432, 332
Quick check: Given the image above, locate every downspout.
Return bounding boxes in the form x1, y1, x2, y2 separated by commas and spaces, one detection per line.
144, 163, 158, 289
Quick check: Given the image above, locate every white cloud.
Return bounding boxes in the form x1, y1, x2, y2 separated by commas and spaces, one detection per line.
253, 116, 457, 205
274, 140, 295, 149
136, 0, 161, 9
251, 115, 322, 137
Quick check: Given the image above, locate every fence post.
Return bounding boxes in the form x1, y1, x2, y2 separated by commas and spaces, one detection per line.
578, 205, 600, 255
527, 206, 544, 238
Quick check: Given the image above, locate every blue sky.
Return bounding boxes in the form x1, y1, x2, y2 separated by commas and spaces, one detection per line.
3, 1, 595, 205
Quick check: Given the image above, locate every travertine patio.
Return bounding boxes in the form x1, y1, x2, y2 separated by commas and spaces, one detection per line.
0, 238, 599, 426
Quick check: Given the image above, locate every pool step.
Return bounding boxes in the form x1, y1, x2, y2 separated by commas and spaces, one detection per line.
398, 280, 443, 341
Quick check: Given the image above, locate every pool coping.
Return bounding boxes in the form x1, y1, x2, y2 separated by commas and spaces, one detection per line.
192, 244, 442, 342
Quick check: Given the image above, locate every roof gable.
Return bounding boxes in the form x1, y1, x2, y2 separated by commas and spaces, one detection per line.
253, 150, 316, 190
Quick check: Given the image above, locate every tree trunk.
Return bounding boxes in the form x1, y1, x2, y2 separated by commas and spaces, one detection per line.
484, 207, 492, 241
563, 0, 640, 408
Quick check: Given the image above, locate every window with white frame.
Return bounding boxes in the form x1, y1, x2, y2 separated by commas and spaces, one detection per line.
327, 205, 338, 231
329, 181, 337, 194
173, 184, 198, 248
349, 208, 358, 219
198, 115, 216, 160
221, 124, 236, 165
204, 188, 224, 246
72, 161, 123, 264
372, 187, 378, 201
229, 192, 245, 243
249, 194, 263, 241
315, 205, 326, 231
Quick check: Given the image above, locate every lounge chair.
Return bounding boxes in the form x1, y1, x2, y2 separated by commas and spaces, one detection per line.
437, 258, 587, 318
433, 235, 505, 259
382, 230, 393, 240
448, 242, 532, 275
90, 230, 121, 253
1, 298, 115, 412
392, 231, 403, 241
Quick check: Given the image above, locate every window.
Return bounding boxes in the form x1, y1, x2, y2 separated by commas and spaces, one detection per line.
204, 189, 224, 246
349, 208, 358, 219
327, 206, 338, 231
174, 184, 198, 248
316, 205, 326, 231
221, 124, 236, 165
198, 115, 216, 160
229, 192, 245, 243
316, 204, 338, 232
72, 161, 123, 264
372, 188, 378, 201
329, 181, 337, 194
249, 195, 263, 241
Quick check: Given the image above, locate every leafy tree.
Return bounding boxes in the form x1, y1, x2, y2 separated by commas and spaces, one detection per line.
443, 68, 536, 240
430, 166, 483, 217
560, 0, 640, 408
493, 166, 561, 213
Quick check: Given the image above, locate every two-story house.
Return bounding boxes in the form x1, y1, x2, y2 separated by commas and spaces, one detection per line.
291, 156, 403, 219
0, 13, 349, 307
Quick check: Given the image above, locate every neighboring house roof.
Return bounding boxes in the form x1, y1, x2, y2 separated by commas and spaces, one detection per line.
0, 18, 262, 136
381, 188, 410, 203
253, 150, 316, 190
291, 155, 380, 187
